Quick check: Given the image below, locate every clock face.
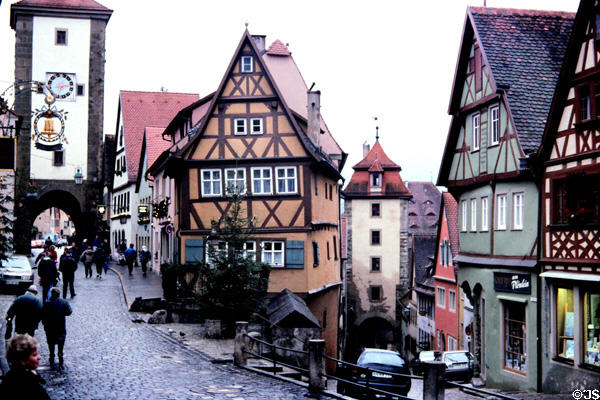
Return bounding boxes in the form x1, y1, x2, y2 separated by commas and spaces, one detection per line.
47, 73, 74, 99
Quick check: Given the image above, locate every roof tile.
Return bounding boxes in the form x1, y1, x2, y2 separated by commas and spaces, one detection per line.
12, 0, 110, 11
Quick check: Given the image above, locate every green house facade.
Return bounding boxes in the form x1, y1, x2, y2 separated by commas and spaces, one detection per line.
438, 6, 574, 391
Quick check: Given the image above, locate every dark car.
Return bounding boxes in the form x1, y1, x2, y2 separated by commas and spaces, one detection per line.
442, 351, 474, 382
337, 348, 411, 398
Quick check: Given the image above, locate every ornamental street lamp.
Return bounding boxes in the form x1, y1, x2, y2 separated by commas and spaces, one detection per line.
74, 169, 83, 185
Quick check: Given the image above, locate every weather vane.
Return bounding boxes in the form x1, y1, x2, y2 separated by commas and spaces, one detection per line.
373, 116, 379, 142
245, 22, 249, 28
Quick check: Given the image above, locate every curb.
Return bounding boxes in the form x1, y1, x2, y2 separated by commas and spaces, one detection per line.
108, 266, 132, 310
0, 318, 9, 376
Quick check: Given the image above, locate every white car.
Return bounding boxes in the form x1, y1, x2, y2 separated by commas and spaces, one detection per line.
0, 254, 34, 292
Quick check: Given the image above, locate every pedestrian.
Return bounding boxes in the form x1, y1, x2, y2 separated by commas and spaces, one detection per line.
47, 245, 57, 263
34, 246, 50, 266
81, 238, 89, 252
42, 288, 72, 370
68, 241, 79, 261
118, 239, 127, 254
5, 285, 43, 337
101, 238, 111, 275
37, 256, 58, 303
139, 245, 151, 276
92, 246, 105, 279
123, 243, 137, 276
0, 334, 51, 399
91, 234, 101, 248
58, 249, 77, 298
81, 246, 95, 278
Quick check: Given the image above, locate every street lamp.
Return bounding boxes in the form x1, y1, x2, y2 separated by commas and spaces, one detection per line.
74, 168, 83, 185
97, 205, 106, 215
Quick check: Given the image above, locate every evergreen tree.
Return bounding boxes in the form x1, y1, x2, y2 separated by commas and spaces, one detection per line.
195, 189, 271, 329
0, 174, 14, 261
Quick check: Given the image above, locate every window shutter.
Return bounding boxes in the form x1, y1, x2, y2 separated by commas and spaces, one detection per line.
285, 240, 304, 269
185, 239, 204, 263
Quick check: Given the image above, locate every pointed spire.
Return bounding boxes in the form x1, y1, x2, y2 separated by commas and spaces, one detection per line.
373, 116, 379, 142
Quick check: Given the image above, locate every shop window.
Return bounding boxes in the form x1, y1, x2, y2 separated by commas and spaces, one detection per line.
556, 287, 574, 361
504, 301, 527, 373
584, 290, 600, 368
553, 174, 600, 225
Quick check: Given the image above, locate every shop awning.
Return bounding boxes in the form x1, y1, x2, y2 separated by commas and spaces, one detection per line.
540, 271, 600, 282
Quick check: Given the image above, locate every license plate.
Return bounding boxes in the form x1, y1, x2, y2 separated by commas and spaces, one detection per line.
450, 363, 467, 369
372, 372, 392, 379
4, 280, 19, 285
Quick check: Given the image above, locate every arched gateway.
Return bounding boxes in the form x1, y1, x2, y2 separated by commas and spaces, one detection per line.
8, 0, 112, 253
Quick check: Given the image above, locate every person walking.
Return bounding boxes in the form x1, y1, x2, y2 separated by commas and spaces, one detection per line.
68, 242, 79, 262
42, 288, 72, 370
47, 245, 58, 263
37, 256, 58, 303
0, 334, 51, 399
101, 238, 111, 275
139, 246, 151, 276
92, 246, 105, 279
58, 249, 77, 299
81, 246, 95, 278
123, 243, 137, 276
5, 285, 43, 337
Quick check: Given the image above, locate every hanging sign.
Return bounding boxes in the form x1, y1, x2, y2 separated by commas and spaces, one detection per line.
493, 272, 531, 294
32, 105, 68, 151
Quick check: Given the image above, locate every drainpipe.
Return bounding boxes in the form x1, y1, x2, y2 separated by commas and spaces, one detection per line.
535, 168, 543, 392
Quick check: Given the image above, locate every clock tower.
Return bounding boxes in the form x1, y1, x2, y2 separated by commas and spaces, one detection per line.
10, 0, 112, 252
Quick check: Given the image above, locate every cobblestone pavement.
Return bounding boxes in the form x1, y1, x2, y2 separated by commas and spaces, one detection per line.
2, 257, 308, 400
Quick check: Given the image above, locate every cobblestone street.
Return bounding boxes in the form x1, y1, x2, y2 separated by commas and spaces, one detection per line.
1, 258, 307, 400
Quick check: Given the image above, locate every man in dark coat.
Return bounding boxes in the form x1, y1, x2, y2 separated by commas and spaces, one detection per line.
92, 246, 105, 279
37, 256, 58, 302
5, 285, 43, 336
42, 287, 72, 370
0, 334, 50, 399
58, 249, 77, 298
124, 243, 137, 276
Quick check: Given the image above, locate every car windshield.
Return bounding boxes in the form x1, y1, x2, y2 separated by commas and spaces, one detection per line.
359, 351, 404, 367
419, 351, 436, 361
444, 352, 470, 363
1, 257, 30, 270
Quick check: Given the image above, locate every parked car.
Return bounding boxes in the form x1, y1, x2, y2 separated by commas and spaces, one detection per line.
442, 350, 474, 383
0, 254, 34, 292
412, 350, 441, 375
56, 237, 68, 247
30, 239, 45, 248
337, 348, 411, 398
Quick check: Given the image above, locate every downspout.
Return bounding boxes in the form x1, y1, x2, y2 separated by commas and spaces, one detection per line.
534, 162, 543, 393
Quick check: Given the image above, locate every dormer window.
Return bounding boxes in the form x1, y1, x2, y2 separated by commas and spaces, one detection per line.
370, 172, 382, 192
241, 56, 253, 73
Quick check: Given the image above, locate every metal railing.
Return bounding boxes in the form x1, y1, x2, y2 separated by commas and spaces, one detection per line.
243, 333, 309, 377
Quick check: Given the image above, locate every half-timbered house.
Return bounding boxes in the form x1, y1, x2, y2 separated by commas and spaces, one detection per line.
157, 32, 347, 361
437, 7, 573, 390
536, 0, 600, 392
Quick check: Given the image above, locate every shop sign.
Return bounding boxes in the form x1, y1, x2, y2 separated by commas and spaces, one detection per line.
493, 272, 531, 294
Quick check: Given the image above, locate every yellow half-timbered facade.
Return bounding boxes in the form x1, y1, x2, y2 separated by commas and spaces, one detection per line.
157, 31, 346, 361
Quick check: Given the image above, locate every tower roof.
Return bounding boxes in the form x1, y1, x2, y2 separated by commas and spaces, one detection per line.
11, 0, 112, 28
352, 141, 400, 170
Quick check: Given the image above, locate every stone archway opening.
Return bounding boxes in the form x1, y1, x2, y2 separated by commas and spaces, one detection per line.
30, 190, 88, 245
358, 317, 395, 350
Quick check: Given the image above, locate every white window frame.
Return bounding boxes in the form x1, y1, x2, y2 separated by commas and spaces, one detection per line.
244, 241, 256, 261
225, 168, 246, 195
513, 193, 524, 230
472, 113, 480, 151
275, 166, 297, 194
206, 240, 228, 264
470, 198, 477, 231
201, 169, 222, 197
448, 336, 458, 351
251, 167, 272, 195
250, 118, 264, 135
261, 241, 284, 267
241, 56, 253, 73
461, 200, 467, 232
437, 287, 446, 309
481, 196, 489, 231
489, 106, 499, 145
449, 290, 456, 312
234, 118, 247, 135
497, 194, 507, 230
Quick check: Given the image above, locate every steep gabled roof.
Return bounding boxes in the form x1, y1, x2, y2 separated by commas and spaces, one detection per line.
413, 235, 437, 288
10, 0, 112, 28
469, 7, 574, 153
136, 127, 171, 192
352, 141, 400, 170
442, 192, 459, 259
178, 31, 343, 179
11, 0, 109, 10
407, 182, 441, 236
119, 91, 198, 183
267, 288, 320, 328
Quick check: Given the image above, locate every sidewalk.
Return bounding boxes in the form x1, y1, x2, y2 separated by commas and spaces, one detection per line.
109, 260, 163, 309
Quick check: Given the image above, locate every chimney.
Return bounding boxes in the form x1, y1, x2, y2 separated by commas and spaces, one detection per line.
307, 90, 321, 147
363, 142, 370, 158
251, 35, 266, 53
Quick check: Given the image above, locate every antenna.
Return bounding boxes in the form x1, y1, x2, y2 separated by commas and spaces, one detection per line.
309, 82, 316, 92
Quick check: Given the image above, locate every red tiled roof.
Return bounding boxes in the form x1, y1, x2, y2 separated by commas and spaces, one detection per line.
144, 127, 171, 171
442, 192, 459, 257
344, 141, 411, 197
120, 91, 198, 182
12, 0, 111, 11
266, 39, 291, 56
353, 141, 400, 169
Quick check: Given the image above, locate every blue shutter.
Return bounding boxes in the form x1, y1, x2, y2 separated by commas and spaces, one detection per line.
185, 239, 204, 263
285, 240, 304, 269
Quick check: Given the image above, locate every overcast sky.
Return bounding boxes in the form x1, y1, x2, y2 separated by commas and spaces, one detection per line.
0, 0, 580, 184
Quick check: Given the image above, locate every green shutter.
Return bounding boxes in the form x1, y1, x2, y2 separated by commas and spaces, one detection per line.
185, 239, 204, 263
286, 240, 304, 269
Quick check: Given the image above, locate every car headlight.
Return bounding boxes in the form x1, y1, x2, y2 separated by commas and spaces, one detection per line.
22, 275, 31, 280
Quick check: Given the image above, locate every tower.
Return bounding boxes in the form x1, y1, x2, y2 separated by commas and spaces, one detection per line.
10, 0, 112, 251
